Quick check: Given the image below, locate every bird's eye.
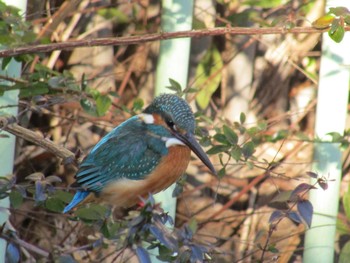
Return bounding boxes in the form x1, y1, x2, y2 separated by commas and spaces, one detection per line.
165, 118, 176, 130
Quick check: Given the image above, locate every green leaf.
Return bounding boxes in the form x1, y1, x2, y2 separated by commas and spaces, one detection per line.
19, 82, 49, 98
218, 167, 226, 178
195, 46, 223, 109
9, 190, 23, 208
207, 145, 230, 155
132, 98, 144, 111
230, 145, 242, 162
223, 125, 238, 145
242, 141, 255, 159
80, 98, 98, 116
329, 7, 349, 16
52, 190, 73, 203
98, 8, 129, 23
45, 197, 65, 212
328, 19, 345, 43
240, 112, 246, 124
166, 78, 183, 95
75, 206, 106, 221
343, 190, 350, 219
243, 0, 282, 8
95, 94, 111, 116
340, 241, 350, 263
213, 133, 229, 145
1, 57, 12, 70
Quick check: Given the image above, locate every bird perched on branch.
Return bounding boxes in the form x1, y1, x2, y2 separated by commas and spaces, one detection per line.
63, 94, 216, 213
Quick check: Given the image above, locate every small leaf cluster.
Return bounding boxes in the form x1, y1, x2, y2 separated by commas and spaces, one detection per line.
0, 2, 37, 48
123, 196, 211, 263
312, 6, 350, 43
268, 171, 330, 230
201, 113, 270, 177
0, 173, 72, 213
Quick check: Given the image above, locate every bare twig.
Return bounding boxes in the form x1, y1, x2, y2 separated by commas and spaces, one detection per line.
1, 26, 346, 58
0, 116, 76, 164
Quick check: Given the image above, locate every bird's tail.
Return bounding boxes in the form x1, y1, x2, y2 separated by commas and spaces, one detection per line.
63, 190, 90, 213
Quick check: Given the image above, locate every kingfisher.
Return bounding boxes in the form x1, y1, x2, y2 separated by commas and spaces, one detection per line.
63, 94, 216, 213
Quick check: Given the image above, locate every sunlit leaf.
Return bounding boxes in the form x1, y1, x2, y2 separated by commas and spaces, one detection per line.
45, 175, 62, 184
195, 46, 223, 109
25, 172, 44, 181
343, 190, 350, 219
270, 190, 293, 203
312, 14, 334, 29
339, 241, 350, 263
95, 94, 111, 116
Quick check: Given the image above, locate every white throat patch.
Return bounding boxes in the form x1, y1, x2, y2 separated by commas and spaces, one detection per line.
162, 137, 185, 148
138, 113, 154, 124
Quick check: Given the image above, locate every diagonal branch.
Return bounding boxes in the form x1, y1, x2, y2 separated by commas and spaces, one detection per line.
1, 26, 347, 58
0, 116, 76, 165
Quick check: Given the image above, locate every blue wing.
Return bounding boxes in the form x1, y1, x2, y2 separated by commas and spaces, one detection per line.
75, 115, 169, 193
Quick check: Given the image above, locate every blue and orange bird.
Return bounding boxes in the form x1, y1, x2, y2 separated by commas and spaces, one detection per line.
63, 94, 216, 213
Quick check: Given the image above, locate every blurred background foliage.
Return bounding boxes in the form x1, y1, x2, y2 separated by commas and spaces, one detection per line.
1, 0, 350, 262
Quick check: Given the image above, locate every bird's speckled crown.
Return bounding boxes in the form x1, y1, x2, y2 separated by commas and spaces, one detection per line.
143, 94, 195, 133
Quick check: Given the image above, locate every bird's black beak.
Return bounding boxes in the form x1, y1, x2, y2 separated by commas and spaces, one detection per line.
174, 131, 216, 175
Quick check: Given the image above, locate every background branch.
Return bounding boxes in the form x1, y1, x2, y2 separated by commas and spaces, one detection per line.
0, 26, 344, 58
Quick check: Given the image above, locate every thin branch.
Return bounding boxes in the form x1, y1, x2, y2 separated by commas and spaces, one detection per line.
0, 116, 76, 164
0, 26, 346, 58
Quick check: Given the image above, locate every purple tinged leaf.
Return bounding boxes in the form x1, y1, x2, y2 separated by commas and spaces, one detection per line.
135, 246, 151, 263
306, 171, 318, 179
318, 179, 328, 190
149, 225, 177, 251
35, 181, 47, 203
6, 243, 20, 263
291, 183, 317, 198
297, 200, 313, 228
287, 211, 302, 224
269, 210, 284, 224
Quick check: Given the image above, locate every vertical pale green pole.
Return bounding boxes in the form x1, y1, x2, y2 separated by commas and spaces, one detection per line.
154, 0, 193, 219
150, 0, 193, 261
0, 1, 27, 262
303, 1, 350, 262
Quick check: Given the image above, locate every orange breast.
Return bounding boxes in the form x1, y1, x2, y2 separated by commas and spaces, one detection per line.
100, 145, 191, 207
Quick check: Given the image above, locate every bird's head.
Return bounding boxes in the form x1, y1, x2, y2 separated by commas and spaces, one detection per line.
142, 94, 216, 175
